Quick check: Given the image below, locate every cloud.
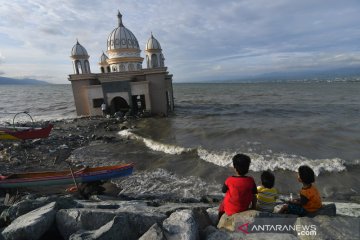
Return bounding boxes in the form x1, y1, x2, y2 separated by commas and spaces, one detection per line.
0, 0, 360, 83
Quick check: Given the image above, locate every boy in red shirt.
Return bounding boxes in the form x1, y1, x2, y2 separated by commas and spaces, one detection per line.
218, 154, 257, 220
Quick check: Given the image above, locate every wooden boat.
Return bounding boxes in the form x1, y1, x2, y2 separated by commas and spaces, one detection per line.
0, 163, 134, 188
0, 124, 53, 140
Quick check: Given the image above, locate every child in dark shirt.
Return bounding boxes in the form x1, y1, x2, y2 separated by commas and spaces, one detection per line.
218, 154, 257, 220
280, 165, 322, 216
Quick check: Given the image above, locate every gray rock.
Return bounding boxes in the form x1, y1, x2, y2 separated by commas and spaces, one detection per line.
306, 203, 336, 217
163, 209, 199, 240
0, 199, 50, 224
56, 209, 117, 240
154, 202, 215, 216
1, 202, 56, 240
295, 215, 360, 240
139, 223, 166, 240
206, 207, 218, 226
69, 215, 136, 240
56, 208, 167, 240
217, 210, 299, 234
192, 208, 213, 239
204, 226, 245, 240
325, 201, 360, 217
74, 199, 148, 211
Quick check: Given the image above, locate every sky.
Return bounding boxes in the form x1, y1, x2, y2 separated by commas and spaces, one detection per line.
0, 0, 360, 84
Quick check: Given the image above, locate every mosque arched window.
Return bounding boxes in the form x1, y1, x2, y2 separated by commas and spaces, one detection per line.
151, 54, 158, 68
107, 66, 111, 73
146, 55, 150, 68
84, 60, 90, 73
128, 63, 134, 71
120, 64, 125, 71
137, 63, 142, 70
100, 67, 104, 73
76, 61, 82, 74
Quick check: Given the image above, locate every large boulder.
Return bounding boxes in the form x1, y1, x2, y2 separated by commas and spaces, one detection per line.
0, 199, 49, 224
306, 203, 336, 217
206, 207, 219, 226
217, 210, 273, 232
56, 208, 167, 240
56, 209, 117, 239
153, 202, 215, 216
217, 210, 299, 236
0, 195, 77, 225
163, 209, 199, 240
139, 223, 166, 240
1, 202, 57, 240
69, 215, 136, 240
326, 201, 360, 217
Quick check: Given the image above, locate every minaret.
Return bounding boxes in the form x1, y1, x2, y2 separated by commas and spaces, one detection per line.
99, 51, 110, 73
70, 40, 91, 74
145, 33, 164, 69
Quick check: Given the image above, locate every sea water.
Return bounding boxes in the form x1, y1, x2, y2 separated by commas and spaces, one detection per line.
1, 81, 359, 200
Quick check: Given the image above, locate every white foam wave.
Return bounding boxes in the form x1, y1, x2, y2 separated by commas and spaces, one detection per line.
118, 130, 192, 155
118, 130, 354, 175
197, 148, 347, 176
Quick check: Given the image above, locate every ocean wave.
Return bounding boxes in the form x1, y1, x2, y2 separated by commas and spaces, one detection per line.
118, 130, 354, 175
196, 148, 347, 176
118, 130, 192, 155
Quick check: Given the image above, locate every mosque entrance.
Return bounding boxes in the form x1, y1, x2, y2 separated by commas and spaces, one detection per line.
110, 97, 129, 115
132, 95, 146, 113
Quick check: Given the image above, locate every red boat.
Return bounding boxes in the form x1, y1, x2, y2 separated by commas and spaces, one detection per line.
0, 124, 53, 140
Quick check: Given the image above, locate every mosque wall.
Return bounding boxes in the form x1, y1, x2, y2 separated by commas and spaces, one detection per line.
70, 79, 91, 116
146, 73, 168, 116
87, 85, 104, 115
130, 81, 151, 111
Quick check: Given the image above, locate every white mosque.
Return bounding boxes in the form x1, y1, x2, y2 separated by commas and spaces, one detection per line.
68, 11, 174, 116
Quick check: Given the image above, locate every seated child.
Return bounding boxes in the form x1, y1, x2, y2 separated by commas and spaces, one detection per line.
280, 165, 322, 216
218, 154, 257, 220
257, 170, 278, 212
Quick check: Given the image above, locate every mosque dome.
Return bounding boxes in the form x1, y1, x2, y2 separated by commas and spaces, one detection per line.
71, 40, 89, 57
107, 11, 140, 50
145, 33, 162, 51
99, 52, 109, 63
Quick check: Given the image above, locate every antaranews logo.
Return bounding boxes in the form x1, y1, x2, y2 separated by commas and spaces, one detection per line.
238, 223, 250, 234
236, 218, 317, 236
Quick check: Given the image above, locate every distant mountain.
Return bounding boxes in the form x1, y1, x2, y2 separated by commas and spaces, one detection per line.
0, 76, 50, 85
198, 66, 360, 83
245, 67, 360, 82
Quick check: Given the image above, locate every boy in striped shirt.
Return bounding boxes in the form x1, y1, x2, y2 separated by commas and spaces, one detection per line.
256, 171, 278, 212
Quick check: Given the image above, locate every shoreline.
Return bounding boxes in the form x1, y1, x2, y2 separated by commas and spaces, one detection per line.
0, 116, 359, 239
0, 116, 359, 204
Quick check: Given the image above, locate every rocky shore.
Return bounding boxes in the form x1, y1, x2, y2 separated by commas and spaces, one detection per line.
0, 193, 359, 240
0, 117, 359, 239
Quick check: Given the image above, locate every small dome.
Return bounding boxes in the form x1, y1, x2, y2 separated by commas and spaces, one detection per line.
99, 52, 109, 63
107, 11, 140, 51
71, 40, 89, 57
145, 33, 161, 50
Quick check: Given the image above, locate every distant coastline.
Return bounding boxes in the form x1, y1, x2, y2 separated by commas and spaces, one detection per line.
0, 76, 50, 85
